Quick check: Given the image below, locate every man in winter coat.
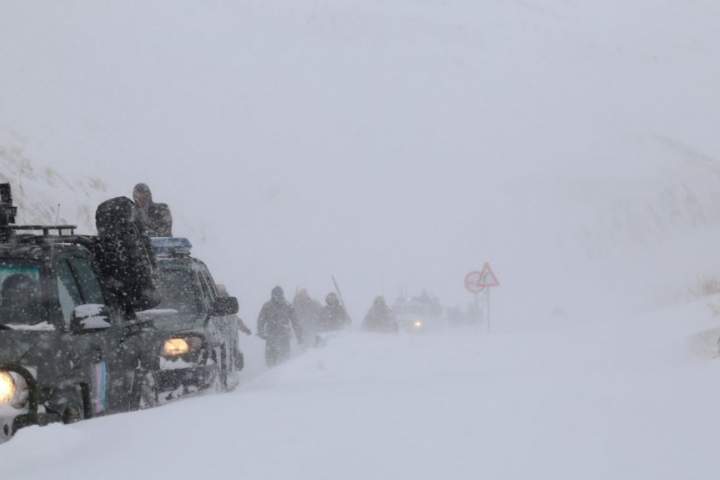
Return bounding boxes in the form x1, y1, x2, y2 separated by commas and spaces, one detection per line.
293, 289, 323, 347
132, 183, 173, 237
363, 296, 398, 333
257, 286, 302, 367
319, 292, 351, 332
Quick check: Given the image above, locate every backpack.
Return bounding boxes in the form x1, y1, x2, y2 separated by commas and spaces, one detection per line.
147, 203, 173, 237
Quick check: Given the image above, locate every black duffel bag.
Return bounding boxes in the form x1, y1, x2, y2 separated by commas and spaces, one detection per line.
95, 197, 160, 313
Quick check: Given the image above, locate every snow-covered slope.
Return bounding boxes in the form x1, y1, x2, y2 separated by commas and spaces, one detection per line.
0, 131, 109, 233
0, 130, 210, 246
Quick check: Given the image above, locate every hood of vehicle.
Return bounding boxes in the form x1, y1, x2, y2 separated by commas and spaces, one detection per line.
137, 309, 204, 331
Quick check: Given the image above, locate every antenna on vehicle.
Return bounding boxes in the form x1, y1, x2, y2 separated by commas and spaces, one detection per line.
55, 203, 61, 224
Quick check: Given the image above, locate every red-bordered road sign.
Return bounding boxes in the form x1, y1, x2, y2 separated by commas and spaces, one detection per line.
465, 263, 500, 293
465, 271, 485, 293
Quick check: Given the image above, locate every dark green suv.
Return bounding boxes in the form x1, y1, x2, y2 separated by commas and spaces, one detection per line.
0, 184, 164, 444
139, 237, 244, 398
0, 233, 163, 443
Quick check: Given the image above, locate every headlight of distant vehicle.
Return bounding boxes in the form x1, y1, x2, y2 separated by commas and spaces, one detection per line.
0, 371, 28, 408
413, 320, 424, 328
162, 337, 202, 357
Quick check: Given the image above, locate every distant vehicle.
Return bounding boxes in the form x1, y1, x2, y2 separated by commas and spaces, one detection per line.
139, 237, 243, 399
0, 185, 163, 444
392, 291, 445, 333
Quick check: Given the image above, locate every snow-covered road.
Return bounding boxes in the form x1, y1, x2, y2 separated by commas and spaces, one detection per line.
5, 300, 720, 480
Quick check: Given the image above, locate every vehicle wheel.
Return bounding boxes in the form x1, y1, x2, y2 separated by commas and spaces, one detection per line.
62, 387, 86, 424
62, 405, 84, 424
211, 346, 229, 392
225, 346, 241, 392
1, 420, 13, 442
135, 371, 159, 410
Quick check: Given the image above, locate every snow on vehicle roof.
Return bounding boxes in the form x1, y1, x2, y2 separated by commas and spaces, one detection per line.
151, 237, 192, 257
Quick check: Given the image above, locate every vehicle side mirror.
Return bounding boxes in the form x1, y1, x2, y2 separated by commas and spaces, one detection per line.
70, 305, 112, 333
213, 296, 239, 316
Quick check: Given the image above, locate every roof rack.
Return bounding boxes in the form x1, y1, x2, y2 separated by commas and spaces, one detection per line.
0, 183, 82, 244
10, 225, 78, 236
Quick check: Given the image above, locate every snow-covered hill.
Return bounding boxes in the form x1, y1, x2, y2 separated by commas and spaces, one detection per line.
0, 130, 211, 248
0, 131, 109, 233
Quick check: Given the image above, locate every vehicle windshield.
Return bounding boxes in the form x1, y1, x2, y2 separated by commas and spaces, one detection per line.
156, 267, 200, 314
0, 261, 45, 327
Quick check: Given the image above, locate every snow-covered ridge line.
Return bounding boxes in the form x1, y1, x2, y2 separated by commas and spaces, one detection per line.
0, 133, 108, 233
575, 150, 720, 259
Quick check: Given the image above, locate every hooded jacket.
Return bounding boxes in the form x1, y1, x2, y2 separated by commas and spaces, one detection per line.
133, 183, 173, 237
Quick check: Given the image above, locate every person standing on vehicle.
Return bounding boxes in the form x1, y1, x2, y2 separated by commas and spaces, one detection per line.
363, 296, 398, 333
132, 183, 173, 237
257, 286, 302, 367
319, 292, 351, 332
293, 289, 323, 347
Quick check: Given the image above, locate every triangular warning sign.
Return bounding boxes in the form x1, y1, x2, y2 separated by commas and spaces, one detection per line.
479, 263, 500, 288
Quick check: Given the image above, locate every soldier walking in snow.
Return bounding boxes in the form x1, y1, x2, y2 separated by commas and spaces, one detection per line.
132, 183, 173, 237
293, 289, 323, 347
319, 292, 351, 332
257, 286, 302, 367
363, 296, 398, 333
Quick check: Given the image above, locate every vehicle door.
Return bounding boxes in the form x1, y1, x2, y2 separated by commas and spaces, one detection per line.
197, 264, 237, 360
197, 267, 217, 313
54, 253, 114, 417
201, 267, 239, 336
66, 254, 151, 413
194, 263, 219, 334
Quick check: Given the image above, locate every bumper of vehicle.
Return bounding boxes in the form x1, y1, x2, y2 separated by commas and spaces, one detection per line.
157, 364, 215, 393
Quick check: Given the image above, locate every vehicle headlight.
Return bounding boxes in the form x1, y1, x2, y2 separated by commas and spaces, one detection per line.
0, 370, 30, 409
0, 372, 16, 405
163, 338, 190, 357
413, 320, 424, 329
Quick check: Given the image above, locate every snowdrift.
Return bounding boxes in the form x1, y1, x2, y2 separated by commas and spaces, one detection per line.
5, 300, 720, 479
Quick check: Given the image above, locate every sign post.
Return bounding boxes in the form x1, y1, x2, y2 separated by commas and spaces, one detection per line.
464, 263, 500, 332
464, 270, 486, 318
